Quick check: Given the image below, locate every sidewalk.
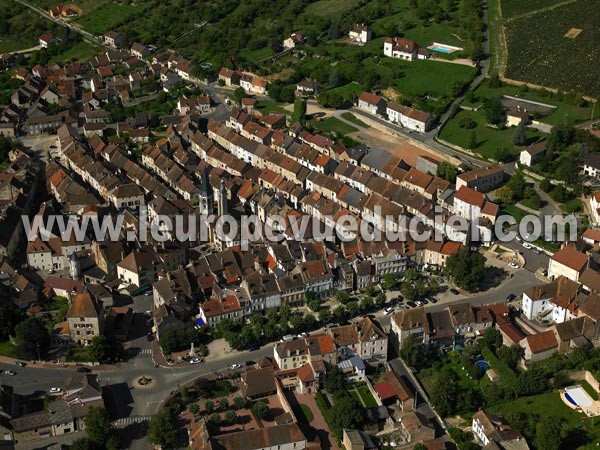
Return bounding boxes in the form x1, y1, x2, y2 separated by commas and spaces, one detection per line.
0, 354, 120, 371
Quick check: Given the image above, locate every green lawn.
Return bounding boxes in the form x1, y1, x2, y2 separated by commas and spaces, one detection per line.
404, 23, 472, 58
323, 81, 363, 103
0, 39, 34, 53
304, 0, 360, 18
0, 340, 16, 358
490, 391, 583, 427
356, 385, 378, 408
373, 57, 477, 99
51, 41, 102, 63
76, 3, 142, 34
579, 381, 599, 401
520, 197, 541, 210
308, 117, 358, 135
501, 204, 532, 222
256, 101, 289, 115
239, 47, 274, 62
299, 403, 314, 423
440, 109, 545, 159
340, 112, 369, 128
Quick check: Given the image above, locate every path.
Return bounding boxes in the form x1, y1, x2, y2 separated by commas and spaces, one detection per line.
294, 392, 341, 450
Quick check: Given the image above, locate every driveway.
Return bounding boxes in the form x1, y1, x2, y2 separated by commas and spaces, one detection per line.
293, 392, 340, 450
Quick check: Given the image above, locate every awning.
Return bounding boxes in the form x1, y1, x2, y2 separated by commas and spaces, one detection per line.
195, 318, 206, 328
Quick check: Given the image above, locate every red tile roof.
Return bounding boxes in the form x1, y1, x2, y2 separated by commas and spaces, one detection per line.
551, 245, 588, 272
526, 330, 558, 353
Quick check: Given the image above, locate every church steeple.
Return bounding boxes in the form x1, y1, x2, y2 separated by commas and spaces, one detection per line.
199, 166, 212, 215
217, 178, 228, 217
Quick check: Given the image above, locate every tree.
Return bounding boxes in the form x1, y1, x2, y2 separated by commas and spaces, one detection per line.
209, 413, 222, 425
233, 396, 246, 410
399, 335, 426, 370
148, 409, 177, 450
506, 172, 527, 200
445, 248, 486, 291
330, 393, 365, 430
232, 87, 245, 106
430, 372, 460, 416
85, 407, 117, 450
483, 97, 504, 125
436, 161, 458, 183
513, 121, 527, 146
87, 335, 124, 363
468, 130, 478, 149
382, 273, 398, 291
335, 291, 350, 304
489, 73, 502, 88
478, 328, 503, 353
14, 317, 50, 360
0, 302, 23, 339
204, 400, 214, 414
292, 98, 306, 124
189, 403, 200, 415
69, 438, 94, 450
324, 364, 344, 393
535, 416, 565, 450
252, 401, 269, 420
224, 410, 237, 424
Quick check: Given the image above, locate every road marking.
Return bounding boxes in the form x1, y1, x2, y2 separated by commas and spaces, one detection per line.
113, 416, 151, 427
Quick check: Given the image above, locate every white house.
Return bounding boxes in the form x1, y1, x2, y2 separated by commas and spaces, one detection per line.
386, 102, 432, 132
383, 37, 427, 61
348, 24, 372, 44
521, 276, 580, 322
357, 91, 387, 115
453, 185, 486, 221
519, 141, 547, 167
109, 183, 145, 210
39, 34, 57, 48
283, 32, 304, 49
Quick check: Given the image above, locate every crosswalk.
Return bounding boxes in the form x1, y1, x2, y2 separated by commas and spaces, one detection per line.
127, 348, 152, 357
113, 416, 151, 427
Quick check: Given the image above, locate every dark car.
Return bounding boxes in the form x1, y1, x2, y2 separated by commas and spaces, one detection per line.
506, 293, 516, 301
429, 297, 438, 304
15, 361, 26, 367
407, 301, 417, 308
76, 367, 89, 373
450, 288, 459, 295
247, 345, 259, 352
420, 298, 429, 305
395, 295, 404, 302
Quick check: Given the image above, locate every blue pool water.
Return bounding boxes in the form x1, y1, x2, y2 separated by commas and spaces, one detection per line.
475, 360, 490, 370
565, 392, 577, 406
431, 45, 453, 53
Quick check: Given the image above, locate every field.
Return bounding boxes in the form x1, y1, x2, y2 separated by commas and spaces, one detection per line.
501, 0, 568, 19
76, 3, 143, 35
0, 38, 32, 53
30, 0, 112, 15
503, 0, 600, 97
299, 404, 313, 423
439, 109, 545, 160
304, 0, 360, 18
51, 41, 102, 63
0, 340, 16, 358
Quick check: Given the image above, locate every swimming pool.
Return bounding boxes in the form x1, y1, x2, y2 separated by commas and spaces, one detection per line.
430, 45, 452, 54
564, 385, 594, 408
474, 360, 490, 370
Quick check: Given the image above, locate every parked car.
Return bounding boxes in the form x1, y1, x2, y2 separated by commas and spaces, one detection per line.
532, 248, 541, 254
190, 358, 203, 364
384, 307, 395, 315
76, 367, 89, 373
280, 335, 294, 342
407, 301, 417, 308
3, 370, 16, 376
15, 361, 26, 367
450, 288, 459, 295
508, 262, 520, 269
506, 293, 516, 301
49, 387, 62, 394
523, 242, 532, 249
230, 363, 242, 370
297, 332, 308, 338
247, 345, 259, 352
429, 297, 438, 304
415, 300, 423, 307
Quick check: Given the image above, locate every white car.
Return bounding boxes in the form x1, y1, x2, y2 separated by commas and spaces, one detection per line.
230, 363, 242, 370
49, 387, 62, 394
384, 307, 395, 315
3, 370, 16, 376
508, 262, 520, 269
297, 332, 308, 338
415, 300, 423, 307
190, 358, 203, 365
522, 243, 532, 249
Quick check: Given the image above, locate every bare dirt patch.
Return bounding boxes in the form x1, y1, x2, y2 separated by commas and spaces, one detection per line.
564, 27, 582, 38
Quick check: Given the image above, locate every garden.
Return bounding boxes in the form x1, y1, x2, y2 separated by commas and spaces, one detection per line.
412, 327, 600, 449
